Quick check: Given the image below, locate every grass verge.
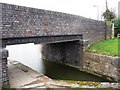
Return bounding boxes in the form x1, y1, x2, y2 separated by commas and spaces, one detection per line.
87, 38, 118, 57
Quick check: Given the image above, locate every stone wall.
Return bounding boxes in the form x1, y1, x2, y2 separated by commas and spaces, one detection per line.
42, 40, 83, 67
83, 52, 119, 82
1, 3, 111, 45
42, 47, 119, 81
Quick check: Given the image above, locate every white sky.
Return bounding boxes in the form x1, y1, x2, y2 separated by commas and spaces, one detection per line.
0, 0, 120, 20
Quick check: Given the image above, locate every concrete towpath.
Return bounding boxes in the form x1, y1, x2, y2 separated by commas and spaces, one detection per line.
8, 60, 70, 88
8, 60, 119, 89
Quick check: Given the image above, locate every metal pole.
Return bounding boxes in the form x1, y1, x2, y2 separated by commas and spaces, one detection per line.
118, 1, 120, 19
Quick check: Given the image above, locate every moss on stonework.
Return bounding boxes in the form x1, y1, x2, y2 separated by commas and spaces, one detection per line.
54, 80, 101, 87
66, 80, 100, 86
53, 80, 114, 89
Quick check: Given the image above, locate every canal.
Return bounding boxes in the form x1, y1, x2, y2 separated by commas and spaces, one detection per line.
6, 43, 109, 82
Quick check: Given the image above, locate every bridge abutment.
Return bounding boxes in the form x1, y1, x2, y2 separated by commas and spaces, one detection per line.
41, 41, 83, 67
0, 48, 10, 88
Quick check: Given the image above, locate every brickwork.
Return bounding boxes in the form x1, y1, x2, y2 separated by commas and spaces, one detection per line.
42, 40, 83, 67
0, 3, 113, 85
1, 3, 111, 46
0, 3, 2, 48
0, 49, 9, 88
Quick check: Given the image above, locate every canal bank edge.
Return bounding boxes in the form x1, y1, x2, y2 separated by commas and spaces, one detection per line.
83, 51, 119, 82
43, 58, 116, 82
8, 60, 119, 88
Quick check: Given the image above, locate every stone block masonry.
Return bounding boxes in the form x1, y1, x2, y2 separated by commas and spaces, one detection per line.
84, 52, 119, 82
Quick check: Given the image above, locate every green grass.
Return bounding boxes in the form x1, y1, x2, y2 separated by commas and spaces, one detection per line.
87, 38, 119, 57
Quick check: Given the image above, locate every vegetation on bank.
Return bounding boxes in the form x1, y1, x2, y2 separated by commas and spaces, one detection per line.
112, 19, 120, 37
54, 80, 114, 89
87, 38, 118, 57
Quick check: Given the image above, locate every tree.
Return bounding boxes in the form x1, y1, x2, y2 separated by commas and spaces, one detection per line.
102, 0, 116, 21
102, 9, 116, 21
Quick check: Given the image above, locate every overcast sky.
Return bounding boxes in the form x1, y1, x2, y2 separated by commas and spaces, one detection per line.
1, 0, 120, 20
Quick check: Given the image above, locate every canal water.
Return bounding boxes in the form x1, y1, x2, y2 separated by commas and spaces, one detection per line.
6, 43, 109, 82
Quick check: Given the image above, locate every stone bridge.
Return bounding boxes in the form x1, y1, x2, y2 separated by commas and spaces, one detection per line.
0, 3, 111, 87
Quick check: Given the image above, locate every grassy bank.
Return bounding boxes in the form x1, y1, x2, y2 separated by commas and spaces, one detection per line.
87, 38, 118, 57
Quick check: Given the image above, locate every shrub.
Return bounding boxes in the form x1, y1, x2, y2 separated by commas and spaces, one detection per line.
112, 19, 120, 37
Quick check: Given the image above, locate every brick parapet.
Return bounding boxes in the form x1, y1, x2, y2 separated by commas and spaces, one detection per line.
0, 3, 111, 45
